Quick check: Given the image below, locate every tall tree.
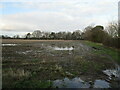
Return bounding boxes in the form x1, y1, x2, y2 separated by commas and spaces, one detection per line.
105, 21, 118, 38
32, 30, 42, 38
83, 26, 93, 40
91, 25, 105, 42
26, 33, 31, 39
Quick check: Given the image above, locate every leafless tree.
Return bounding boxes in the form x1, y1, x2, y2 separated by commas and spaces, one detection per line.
32, 30, 42, 38
105, 21, 118, 38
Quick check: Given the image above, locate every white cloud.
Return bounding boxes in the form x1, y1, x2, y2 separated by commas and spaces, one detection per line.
1, 11, 83, 31
0, 0, 119, 36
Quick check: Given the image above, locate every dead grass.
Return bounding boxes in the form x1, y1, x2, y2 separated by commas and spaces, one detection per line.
4, 68, 31, 78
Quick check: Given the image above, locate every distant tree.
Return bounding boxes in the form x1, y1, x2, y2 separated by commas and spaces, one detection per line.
83, 26, 93, 40
17, 35, 20, 39
103, 21, 120, 48
56, 32, 64, 39
44, 32, 50, 39
61, 32, 67, 39
49, 32, 56, 39
81, 32, 85, 40
66, 32, 72, 40
83, 25, 108, 43
32, 30, 42, 38
90, 25, 105, 42
74, 30, 82, 39
1, 35, 5, 39
2, 35, 11, 39
26, 33, 31, 39
72, 32, 79, 40
13, 35, 20, 39
105, 21, 118, 38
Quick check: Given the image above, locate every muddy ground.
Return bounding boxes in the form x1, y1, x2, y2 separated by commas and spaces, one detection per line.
2, 39, 120, 88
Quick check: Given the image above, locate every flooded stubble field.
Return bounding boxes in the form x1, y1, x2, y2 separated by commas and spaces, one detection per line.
2, 39, 120, 88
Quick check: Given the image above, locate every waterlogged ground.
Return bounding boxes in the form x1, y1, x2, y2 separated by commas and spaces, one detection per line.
2, 39, 120, 88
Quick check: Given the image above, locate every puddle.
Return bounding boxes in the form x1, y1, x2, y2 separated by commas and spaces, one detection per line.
2, 44, 19, 46
53, 77, 110, 88
103, 65, 120, 80
53, 77, 90, 88
25, 50, 33, 53
93, 80, 110, 88
16, 50, 33, 55
53, 47, 74, 51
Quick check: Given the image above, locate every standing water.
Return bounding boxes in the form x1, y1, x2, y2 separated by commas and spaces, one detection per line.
103, 64, 120, 80
2, 44, 19, 46
54, 47, 74, 51
53, 77, 110, 88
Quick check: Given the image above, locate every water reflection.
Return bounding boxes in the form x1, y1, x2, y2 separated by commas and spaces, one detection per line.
93, 80, 110, 88
2, 44, 18, 46
53, 77, 90, 88
53, 46, 74, 51
103, 65, 120, 80
16, 50, 33, 55
53, 77, 110, 88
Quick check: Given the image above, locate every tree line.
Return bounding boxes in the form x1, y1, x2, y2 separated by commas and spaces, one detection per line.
1, 21, 119, 48
25, 30, 83, 40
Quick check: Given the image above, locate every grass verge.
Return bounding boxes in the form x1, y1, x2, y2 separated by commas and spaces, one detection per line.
84, 40, 120, 64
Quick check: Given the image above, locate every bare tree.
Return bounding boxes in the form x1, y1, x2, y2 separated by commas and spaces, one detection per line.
13, 35, 20, 39
32, 30, 42, 38
105, 21, 118, 38
44, 32, 50, 39
72, 30, 82, 40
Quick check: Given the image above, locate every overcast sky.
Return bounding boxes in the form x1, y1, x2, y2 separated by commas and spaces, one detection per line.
0, 0, 119, 36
